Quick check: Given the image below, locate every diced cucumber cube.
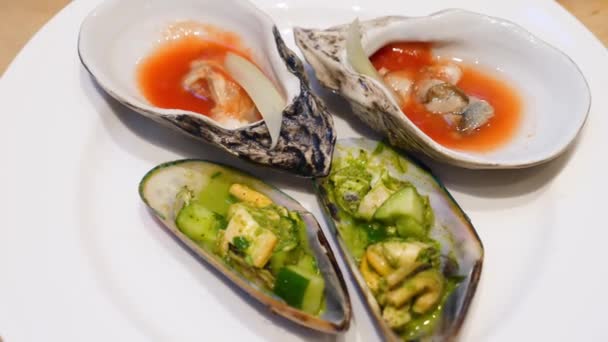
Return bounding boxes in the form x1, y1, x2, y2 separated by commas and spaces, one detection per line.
176, 202, 222, 244
274, 266, 325, 314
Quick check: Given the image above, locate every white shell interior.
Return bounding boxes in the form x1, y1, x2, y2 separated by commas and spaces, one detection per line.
355, 10, 590, 167
78, 0, 300, 129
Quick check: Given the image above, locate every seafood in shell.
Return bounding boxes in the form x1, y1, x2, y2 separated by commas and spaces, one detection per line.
315, 138, 483, 340
79, 0, 335, 177
139, 159, 351, 333
294, 10, 590, 169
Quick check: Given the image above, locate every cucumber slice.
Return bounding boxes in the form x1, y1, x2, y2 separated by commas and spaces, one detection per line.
269, 250, 289, 274
396, 216, 427, 239
296, 254, 317, 274
176, 202, 223, 244
195, 173, 234, 216
374, 186, 425, 223
274, 266, 325, 314
357, 183, 394, 220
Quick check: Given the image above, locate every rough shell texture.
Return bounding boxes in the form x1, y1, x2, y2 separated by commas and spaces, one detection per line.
294, 10, 590, 169
294, 17, 463, 165
163, 29, 336, 177
78, 0, 335, 177
314, 138, 483, 341
139, 160, 351, 333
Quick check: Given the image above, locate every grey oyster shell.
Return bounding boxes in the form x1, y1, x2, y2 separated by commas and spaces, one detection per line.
78, 0, 335, 177
294, 10, 591, 169
294, 17, 430, 156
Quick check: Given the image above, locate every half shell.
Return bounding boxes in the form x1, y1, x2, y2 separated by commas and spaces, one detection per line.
295, 10, 590, 169
139, 160, 351, 332
314, 138, 483, 340
79, 0, 335, 177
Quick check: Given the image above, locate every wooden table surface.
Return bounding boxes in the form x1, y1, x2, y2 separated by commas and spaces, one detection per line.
0, 0, 606, 76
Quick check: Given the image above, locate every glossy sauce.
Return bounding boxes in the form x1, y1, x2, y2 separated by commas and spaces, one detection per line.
137, 35, 254, 117
370, 42, 522, 152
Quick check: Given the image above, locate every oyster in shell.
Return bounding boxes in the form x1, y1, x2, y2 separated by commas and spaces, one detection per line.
315, 138, 483, 340
139, 159, 351, 332
294, 10, 590, 169
79, 0, 335, 177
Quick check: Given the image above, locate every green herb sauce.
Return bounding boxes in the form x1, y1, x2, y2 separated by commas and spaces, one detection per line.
322, 143, 461, 339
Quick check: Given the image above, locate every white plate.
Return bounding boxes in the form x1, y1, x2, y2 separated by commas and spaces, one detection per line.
1, 0, 607, 341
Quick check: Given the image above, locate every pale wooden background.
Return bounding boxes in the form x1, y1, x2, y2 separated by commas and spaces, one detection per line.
0, 0, 606, 76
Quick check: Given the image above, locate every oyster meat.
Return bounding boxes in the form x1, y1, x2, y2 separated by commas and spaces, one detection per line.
315, 138, 483, 340
181, 59, 261, 129
79, 0, 335, 177
139, 160, 351, 332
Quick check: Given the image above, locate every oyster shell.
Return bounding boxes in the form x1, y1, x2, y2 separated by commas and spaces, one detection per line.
314, 138, 483, 340
79, 0, 335, 177
139, 159, 351, 333
294, 10, 590, 169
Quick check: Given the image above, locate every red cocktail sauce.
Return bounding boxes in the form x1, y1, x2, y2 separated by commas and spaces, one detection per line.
370, 42, 522, 152
137, 36, 254, 117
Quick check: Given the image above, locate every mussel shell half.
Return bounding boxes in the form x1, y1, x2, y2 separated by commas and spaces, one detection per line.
79, 0, 335, 177
314, 138, 483, 341
139, 160, 351, 333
